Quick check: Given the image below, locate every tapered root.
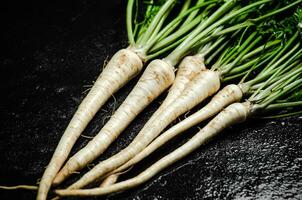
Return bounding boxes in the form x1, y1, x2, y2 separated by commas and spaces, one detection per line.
99, 174, 119, 187
55, 102, 251, 197
98, 54, 206, 187
145, 54, 206, 127
53, 59, 175, 186
66, 69, 220, 190
108, 84, 243, 175
162, 54, 206, 107
37, 48, 143, 200
0, 185, 38, 190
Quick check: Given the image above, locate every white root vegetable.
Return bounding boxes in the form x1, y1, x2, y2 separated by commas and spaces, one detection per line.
54, 54, 204, 186
0, 185, 38, 190
55, 102, 251, 197
66, 69, 220, 190
99, 54, 206, 186
128, 54, 206, 142
36, 48, 143, 200
160, 54, 206, 109
53, 59, 175, 185
99, 174, 119, 188
106, 84, 243, 179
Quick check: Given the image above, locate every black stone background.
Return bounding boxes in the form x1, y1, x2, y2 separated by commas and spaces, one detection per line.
0, 0, 301, 199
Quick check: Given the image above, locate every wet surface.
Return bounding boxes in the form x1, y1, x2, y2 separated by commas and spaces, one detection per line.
0, 1, 301, 199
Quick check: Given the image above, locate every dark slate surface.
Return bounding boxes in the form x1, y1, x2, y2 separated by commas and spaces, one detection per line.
0, 1, 301, 200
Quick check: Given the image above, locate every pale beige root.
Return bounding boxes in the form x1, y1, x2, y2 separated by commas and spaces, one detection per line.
66, 69, 220, 190
36, 49, 143, 200
99, 54, 205, 186
99, 164, 133, 187
53, 59, 175, 185
55, 102, 251, 197
108, 84, 243, 176
0, 185, 38, 190
161, 54, 206, 108
99, 174, 119, 187
147, 55, 206, 124
132, 55, 206, 133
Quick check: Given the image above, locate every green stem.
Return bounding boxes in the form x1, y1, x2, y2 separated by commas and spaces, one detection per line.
165, 0, 237, 66
217, 45, 239, 68
136, 1, 154, 44
205, 37, 230, 65
223, 52, 274, 82
252, 0, 302, 23
193, 25, 224, 51
211, 21, 253, 38
259, 79, 302, 108
220, 31, 257, 68
253, 66, 302, 102
180, 0, 204, 28
138, 0, 176, 46
241, 40, 281, 61
228, 50, 275, 76
145, 10, 170, 47
146, 36, 187, 60
149, 15, 202, 53
199, 35, 226, 58
266, 101, 302, 111
195, 22, 253, 52
247, 42, 301, 87
156, 0, 193, 42
260, 110, 302, 119
166, 0, 271, 66
258, 32, 299, 76
146, 0, 218, 54
250, 59, 300, 91
210, 36, 235, 70
126, 0, 135, 46
239, 51, 280, 84
132, 0, 140, 40
220, 35, 263, 75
